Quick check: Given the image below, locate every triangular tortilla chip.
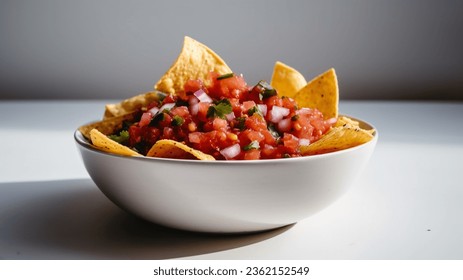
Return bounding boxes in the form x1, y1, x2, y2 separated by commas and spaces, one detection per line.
103, 90, 166, 119
294, 68, 339, 119
335, 116, 375, 136
154, 36, 232, 98
90, 129, 141, 156
270, 61, 307, 98
147, 139, 215, 160
300, 122, 374, 155
79, 111, 140, 140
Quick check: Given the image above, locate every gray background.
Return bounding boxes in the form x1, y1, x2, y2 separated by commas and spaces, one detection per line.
1, 0, 462, 100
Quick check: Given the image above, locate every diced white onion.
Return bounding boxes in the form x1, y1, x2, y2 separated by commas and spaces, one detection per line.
299, 138, 311, 146
226, 112, 235, 121
159, 103, 176, 113
148, 107, 159, 115
220, 144, 241, 160
190, 103, 199, 115
269, 106, 290, 123
188, 95, 199, 106
194, 89, 213, 103
278, 118, 292, 132
257, 104, 267, 116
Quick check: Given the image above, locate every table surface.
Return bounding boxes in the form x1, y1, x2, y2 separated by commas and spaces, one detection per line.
1, 100, 462, 260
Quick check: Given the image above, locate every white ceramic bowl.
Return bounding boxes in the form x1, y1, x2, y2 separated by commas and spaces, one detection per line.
75, 117, 377, 233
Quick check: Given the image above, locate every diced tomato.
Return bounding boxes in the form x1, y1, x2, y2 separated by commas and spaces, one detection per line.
261, 130, 277, 145
239, 129, 264, 145
213, 118, 228, 131
141, 126, 161, 146
170, 106, 190, 118
162, 127, 174, 139
281, 97, 297, 110
207, 73, 248, 99
162, 94, 177, 104
264, 95, 283, 109
245, 115, 267, 131
139, 112, 153, 127
158, 113, 173, 128
241, 100, 256, 113
188, 132, 201, 143
128, 125, 142, 147
261, 144, 276, 159
184, 79, 204, 94
197, 102, 211, 122
282, 133, 299, 154
243, 149, 260, 160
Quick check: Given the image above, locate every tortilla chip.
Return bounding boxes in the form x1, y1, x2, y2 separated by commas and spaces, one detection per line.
147, 139, 215, 160
78, 111, 140, 140
335, 116, 375, 136
300, 123, 374, 156
104, 90, 166, 119
90, 129, 141, 156
335, 116, 360, 128
154, 36, 232, 98
270, 61, 307, 98
294, 68, 339, 119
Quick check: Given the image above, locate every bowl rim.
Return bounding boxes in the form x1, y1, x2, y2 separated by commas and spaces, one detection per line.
75, 115, 377, 165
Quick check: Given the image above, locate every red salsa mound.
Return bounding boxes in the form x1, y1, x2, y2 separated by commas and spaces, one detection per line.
113, 72, 336, 160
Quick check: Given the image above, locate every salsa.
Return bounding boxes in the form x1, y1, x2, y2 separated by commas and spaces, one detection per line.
117, 72, 336, 160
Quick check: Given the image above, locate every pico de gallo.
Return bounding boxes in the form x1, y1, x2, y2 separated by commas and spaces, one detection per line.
110, 72, 337, 160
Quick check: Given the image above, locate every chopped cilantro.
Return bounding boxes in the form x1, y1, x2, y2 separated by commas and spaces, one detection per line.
154, 90, 167, 102
171, 115, 184, 126
247, 106, 260, 116
235, 117, 247, 130
257, 80, 277, 99
267, 123, 280, 139
243, 140, 260, 151
291, 114, 300, 121
207, 99, 232, 119
217, 73, 234, 80
108, 130, 129, 144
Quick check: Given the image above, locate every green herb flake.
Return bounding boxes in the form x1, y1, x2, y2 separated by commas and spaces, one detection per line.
267, 123, 280, 139
235, 117, 247, 130
291, 114, 300, 121
257, 80, 277, 99
247, 106, 260, 116
217, 73, 234, 80
171, 115, 184, 126
207, 99, 233, 119
108, 130, 130, 144
243, 140, 260, 151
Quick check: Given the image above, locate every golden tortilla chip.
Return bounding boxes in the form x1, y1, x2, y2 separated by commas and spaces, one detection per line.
270, 61, 307, 98
104, 90, 166, 119
90, 129, 141, 156
147, 139, 215, 160
294, 68, 339, 119
154, 36, 232, 98
300, 123, 374, 156
78, 111, 140, 140
335, 116, 375, 136
335, 116, 360, 128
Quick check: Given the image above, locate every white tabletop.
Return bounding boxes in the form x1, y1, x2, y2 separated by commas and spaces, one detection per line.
1, 100, 462, 260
